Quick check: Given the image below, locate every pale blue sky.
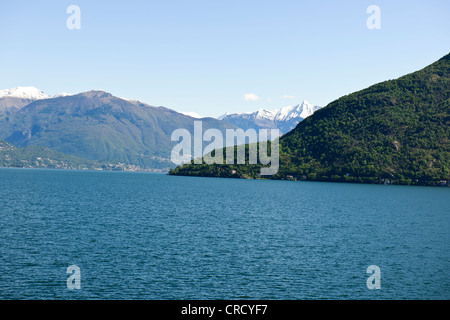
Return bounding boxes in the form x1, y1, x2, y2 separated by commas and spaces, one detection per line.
0, 0, 449, 117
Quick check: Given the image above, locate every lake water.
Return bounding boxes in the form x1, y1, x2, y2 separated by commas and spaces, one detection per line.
0, 168, 449, 299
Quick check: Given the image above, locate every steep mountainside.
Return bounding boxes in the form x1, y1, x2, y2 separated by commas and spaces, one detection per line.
170, 53, 450, 186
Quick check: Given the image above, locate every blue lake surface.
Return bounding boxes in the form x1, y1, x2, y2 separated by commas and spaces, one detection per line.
0, 168, 449, 299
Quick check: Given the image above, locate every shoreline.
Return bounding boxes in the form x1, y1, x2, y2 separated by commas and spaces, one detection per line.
168, 171, 450, 188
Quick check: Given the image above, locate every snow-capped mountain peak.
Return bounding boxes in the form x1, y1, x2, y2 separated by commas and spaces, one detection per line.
274, 100, 319, 122
255, 108, 277, 120
227, 100, 319, 122
218, 99, 322, 134
0, 86, 50, 100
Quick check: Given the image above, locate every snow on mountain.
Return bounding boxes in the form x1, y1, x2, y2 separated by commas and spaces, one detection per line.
274, 100, 321, 122
254, 108, 278, 120
0, 86, 320, 133
179, 111, 203, 119
0, 86, 50, 100
218, 100, 322, 135
53, 92, 74, 98
221, 100, 320, 122
0, 87, 78, 101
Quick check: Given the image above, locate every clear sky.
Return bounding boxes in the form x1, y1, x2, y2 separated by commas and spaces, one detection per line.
0, 0, 449, 117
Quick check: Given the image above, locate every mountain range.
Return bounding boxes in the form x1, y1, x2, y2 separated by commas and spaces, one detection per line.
169, 53, 450, 186
218, 100, 321, 134
0, 86, 318, 170
0, 89, 237, 169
